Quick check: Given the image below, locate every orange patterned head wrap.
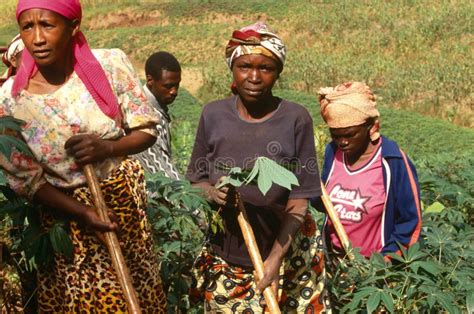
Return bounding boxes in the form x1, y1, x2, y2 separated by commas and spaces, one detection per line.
319, 82, 381, 141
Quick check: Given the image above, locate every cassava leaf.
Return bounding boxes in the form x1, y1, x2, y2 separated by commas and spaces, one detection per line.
380, 291, 394, 313
0, 116, 26, 132
257, 159, 273, 195
436, 293, 457, 313
228, 167, 243, 175
367, 291, 381, 313
261, 157, 299, 190
49, 223, 73, 257
244, 158, 260, 185
425, 201, 445, 213
467, 290, 474, 314
0, 135, 33, 157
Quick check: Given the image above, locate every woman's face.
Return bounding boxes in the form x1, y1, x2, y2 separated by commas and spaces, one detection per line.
18, 9, 79, 68
329, 122, 371, 158
232, 54, 280, 104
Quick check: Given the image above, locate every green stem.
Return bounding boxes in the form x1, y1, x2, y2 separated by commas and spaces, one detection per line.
438, 243, 443, 263
446, 258, 462, 281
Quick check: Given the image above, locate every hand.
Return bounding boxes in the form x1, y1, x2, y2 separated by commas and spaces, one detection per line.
255, 254, 282, 298
78, 206, 120, 245
207, 177, 231, 206
65, 134, 114, 165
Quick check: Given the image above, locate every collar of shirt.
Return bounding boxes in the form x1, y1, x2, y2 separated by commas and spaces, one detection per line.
143, 84, 171, 122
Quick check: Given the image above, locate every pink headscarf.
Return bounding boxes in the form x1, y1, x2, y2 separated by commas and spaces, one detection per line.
13, 0, 120, 120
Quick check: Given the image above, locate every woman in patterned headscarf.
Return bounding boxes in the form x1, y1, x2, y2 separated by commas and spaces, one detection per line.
187, 22, 329, 313
0, 0, 166, 311
316, 82, 421, 260
0, 34, 24, 86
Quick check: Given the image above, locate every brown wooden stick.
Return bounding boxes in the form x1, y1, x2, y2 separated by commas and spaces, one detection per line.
83, 164, 142, 314
235, 193, 281, 314
320, 181, 353, 260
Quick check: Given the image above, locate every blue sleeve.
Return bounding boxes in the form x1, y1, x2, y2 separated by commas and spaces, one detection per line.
382, 155, 422, 255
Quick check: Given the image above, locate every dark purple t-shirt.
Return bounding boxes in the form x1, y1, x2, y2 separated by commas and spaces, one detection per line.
186, 96, 321, 267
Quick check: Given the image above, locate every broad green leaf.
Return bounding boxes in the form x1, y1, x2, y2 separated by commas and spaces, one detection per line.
380, 292, 394, 313
39, 234, 53, 265
49, 224, 73, 257
244, 158, 260, 184
164, 241, 182, 254
257, 159, 273, 195
260, 157, 299, 190
228, 167, 242, 174
153, 219, 168, 231
0, 185, 18, 200
427, 294, 436, 308
386, 252, 405, 263
0, 197, 26, 216
436, 293, 457, 314
467, 290, 474, 314
0, 116, 26, 132
424, 201, 445, 213
408, 273, 436, 284
418, 261, 442, 275
0, 135, 33, 157
367, 291, 381, 313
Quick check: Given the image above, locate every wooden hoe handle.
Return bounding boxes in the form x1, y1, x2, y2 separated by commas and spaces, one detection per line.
235, 193, 281, 314
320, 181, 353, 260
83, 164, 142, 314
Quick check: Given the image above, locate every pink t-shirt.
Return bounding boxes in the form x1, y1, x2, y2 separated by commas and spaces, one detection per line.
326, 142, 386, 257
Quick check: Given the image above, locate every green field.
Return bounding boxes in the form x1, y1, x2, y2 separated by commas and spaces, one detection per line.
0, 1, 473, 312
1, 0, 472, 184
1, 0, 473, 126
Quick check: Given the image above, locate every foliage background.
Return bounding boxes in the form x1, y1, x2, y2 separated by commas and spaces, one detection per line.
0, 0, 472, 312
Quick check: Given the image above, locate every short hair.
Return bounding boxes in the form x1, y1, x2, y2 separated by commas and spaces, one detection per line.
145, 51, 181, 80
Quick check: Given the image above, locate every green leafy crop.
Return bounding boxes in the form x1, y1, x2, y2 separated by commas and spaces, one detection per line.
216, 156, 299, 195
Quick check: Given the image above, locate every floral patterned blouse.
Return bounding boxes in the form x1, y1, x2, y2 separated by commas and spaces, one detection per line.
0, 49, 160, 199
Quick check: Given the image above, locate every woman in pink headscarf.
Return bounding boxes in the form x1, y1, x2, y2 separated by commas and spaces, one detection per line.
0, 0, 166, 311
187, 22, 328, 313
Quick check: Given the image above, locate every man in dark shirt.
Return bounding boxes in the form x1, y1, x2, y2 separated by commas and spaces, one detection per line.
135, 51, 181, 179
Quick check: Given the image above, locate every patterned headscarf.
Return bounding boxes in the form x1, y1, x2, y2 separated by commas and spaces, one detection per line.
319, 82, 381, 141
1, 34, 24, 85
14, 0, 121, 120
225, 22, 286, 70
2, 34, 24, 68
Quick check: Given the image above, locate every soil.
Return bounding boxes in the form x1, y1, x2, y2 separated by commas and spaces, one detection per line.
180, 68, 204, 96
86, 8, 165, 30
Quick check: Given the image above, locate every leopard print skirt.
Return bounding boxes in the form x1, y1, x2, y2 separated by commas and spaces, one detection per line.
37, 158, 166, 313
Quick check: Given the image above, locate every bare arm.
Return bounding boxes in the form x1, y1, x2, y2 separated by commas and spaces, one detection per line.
65, 129, 156, 165
33, 182, 118, 232
256, 198, 308, 294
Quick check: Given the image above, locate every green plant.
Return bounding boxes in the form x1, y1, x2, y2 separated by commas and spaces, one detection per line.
144, 173, 213, 313
327, 201, 473, 313
217, 156, 299, 194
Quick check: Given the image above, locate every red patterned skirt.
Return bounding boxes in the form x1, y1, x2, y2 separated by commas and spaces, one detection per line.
191, 214, 330, 313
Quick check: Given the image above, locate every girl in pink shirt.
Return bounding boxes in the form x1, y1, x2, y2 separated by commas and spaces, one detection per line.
315, 82, 422, 259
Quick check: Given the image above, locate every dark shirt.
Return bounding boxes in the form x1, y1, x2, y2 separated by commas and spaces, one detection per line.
186, 96, 321, 267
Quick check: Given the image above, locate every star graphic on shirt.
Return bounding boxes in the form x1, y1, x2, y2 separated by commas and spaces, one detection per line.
352, 189, 370, 212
